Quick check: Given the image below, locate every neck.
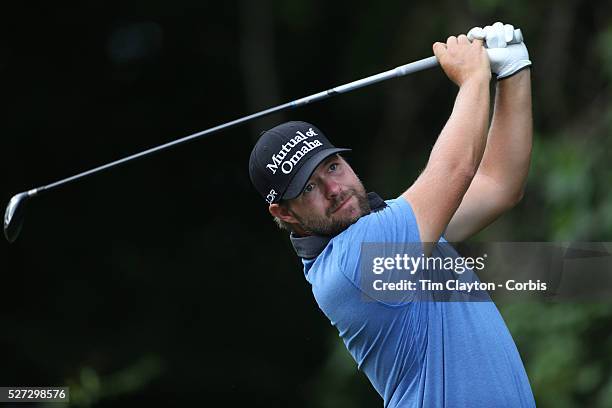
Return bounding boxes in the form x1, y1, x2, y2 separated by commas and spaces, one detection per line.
290, 224, 309, 237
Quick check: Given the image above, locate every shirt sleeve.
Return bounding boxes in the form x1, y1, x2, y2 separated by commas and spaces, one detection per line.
355, 196, 422, 242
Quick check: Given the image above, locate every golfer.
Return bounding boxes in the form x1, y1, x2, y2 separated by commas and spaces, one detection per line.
249, 22, 534, 407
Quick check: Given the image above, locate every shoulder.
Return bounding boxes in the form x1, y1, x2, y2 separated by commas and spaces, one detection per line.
312, 197, 421, 284
337, 196, 421, 244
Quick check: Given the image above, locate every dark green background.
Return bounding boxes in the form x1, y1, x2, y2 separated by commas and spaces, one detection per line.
2, 1, 611, 406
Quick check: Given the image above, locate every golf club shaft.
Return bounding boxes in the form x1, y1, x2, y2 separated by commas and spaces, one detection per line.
29, 56, 440, 197
23, 23, 528, 197
4, 29, 526, 243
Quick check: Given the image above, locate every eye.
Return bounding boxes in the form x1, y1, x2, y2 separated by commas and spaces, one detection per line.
303, 183, 315, 194
329, 162, 339, 172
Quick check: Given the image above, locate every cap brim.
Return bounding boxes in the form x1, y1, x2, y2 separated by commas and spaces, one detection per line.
282, 147, 351, 200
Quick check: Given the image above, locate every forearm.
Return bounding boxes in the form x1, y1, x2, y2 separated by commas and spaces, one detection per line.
403, 36, 491, 245
404, 76, 490, 244
427, 76, 491, 179
477, 69, 532, 201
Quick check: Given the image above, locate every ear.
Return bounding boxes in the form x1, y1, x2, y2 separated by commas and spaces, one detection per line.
269, 203, 300, 224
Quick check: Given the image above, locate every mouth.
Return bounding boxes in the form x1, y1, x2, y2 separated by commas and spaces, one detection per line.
331, 195, 352, 215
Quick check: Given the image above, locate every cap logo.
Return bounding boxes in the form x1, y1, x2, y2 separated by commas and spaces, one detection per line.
265, 189, 278, 204
266, 128, 322, 175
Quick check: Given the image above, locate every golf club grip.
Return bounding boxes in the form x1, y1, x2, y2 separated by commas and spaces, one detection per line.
396, 29, 524, 77
330, 29, 524, 91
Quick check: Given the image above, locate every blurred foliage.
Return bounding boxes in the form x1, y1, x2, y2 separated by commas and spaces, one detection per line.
1, 0, 611, 407
501, 303, 612, 407
64, 355, 162, 407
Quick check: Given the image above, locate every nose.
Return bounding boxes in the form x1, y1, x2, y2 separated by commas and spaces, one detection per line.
323, 178, 342, 198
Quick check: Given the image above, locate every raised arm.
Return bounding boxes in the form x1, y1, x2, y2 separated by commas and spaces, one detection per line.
445, 23, 533, 242
402, 35, 491, 246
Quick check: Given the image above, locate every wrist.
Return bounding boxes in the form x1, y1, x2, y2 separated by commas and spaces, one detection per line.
495, 67, 531, 95
497, 65, 531, 81
460, 72, 491, 88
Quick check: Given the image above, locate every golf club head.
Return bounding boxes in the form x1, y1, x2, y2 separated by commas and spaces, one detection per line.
4, 192, 31, 243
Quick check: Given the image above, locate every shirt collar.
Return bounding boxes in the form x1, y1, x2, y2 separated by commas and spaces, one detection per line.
289, 192, 387, 259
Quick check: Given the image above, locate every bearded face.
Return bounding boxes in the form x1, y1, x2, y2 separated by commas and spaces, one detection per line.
280, 155, 371, 236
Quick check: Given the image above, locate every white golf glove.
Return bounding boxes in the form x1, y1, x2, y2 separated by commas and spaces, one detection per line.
467, 22, 532, 80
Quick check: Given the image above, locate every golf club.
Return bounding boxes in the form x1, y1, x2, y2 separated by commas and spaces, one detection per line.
3, 29, 523, 243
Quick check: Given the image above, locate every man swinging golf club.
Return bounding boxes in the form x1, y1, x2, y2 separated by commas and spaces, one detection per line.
249, 22, 534, 407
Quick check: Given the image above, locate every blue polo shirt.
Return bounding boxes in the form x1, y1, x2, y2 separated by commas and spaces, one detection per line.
302, 197, 535, 407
